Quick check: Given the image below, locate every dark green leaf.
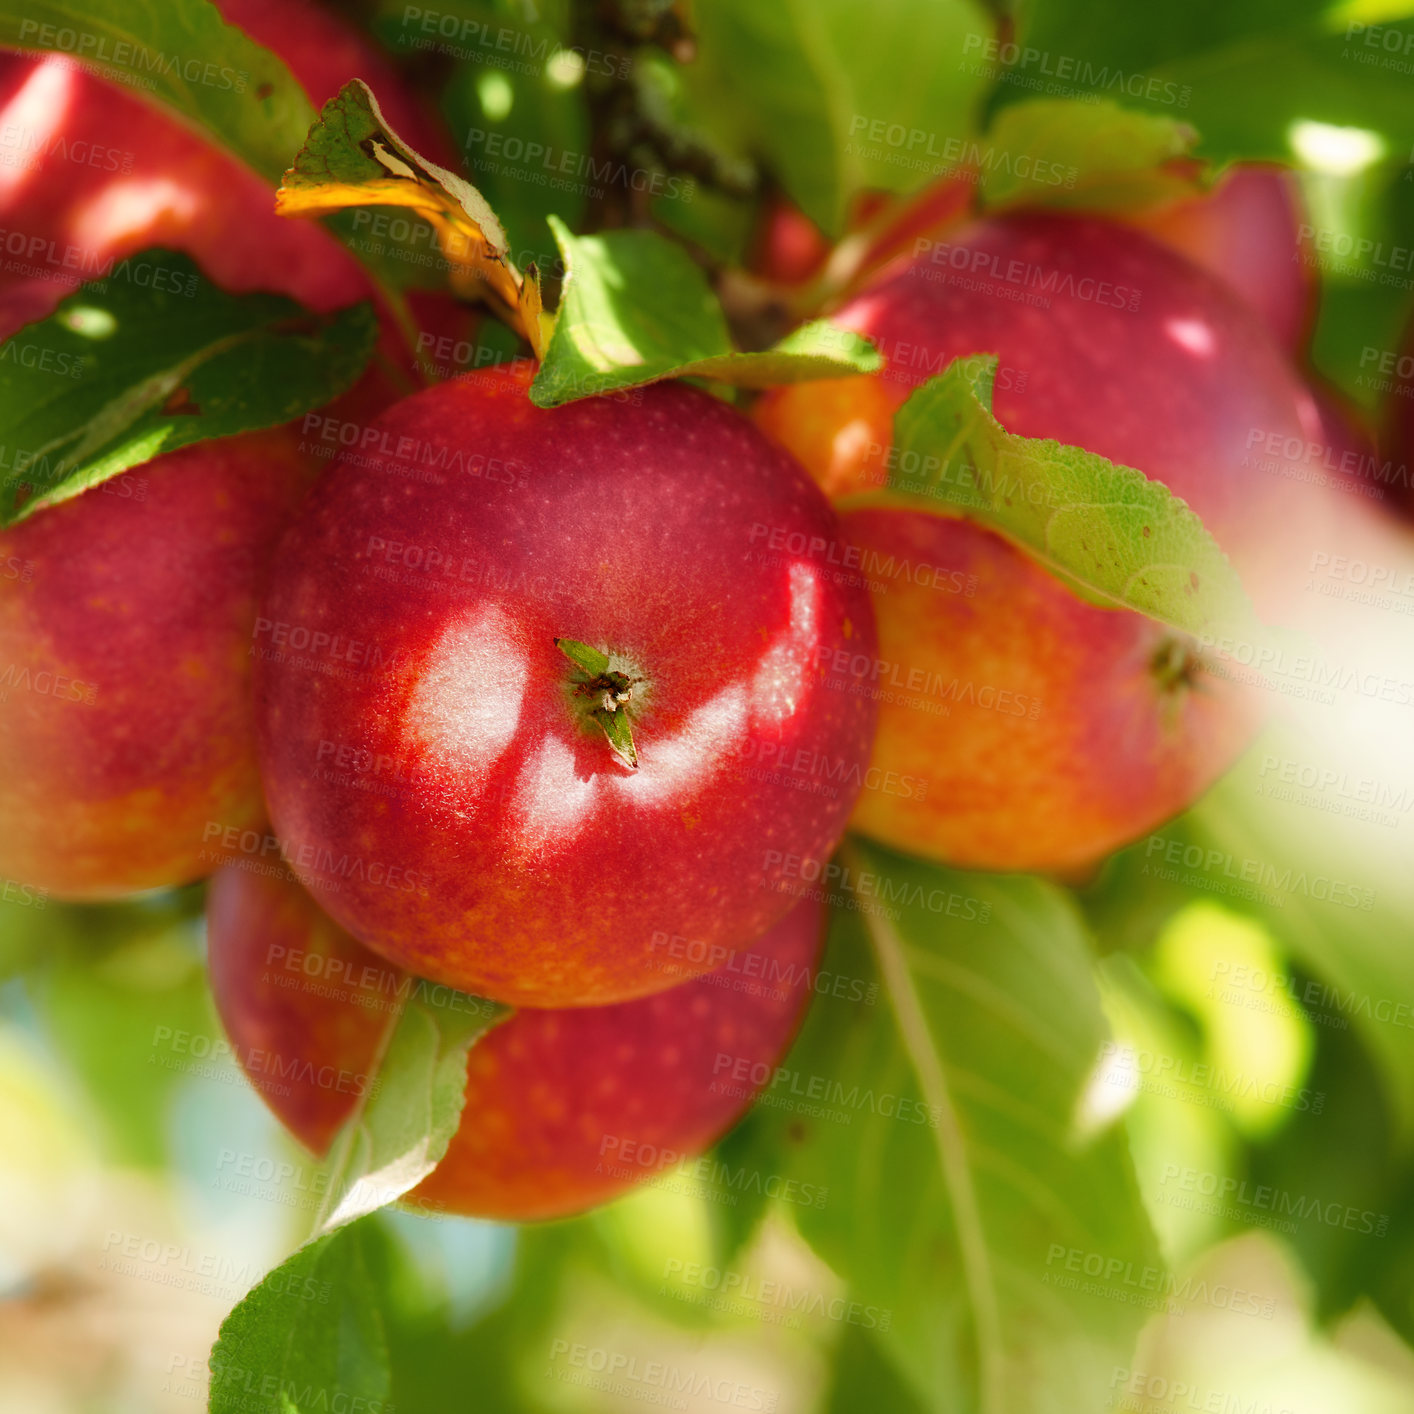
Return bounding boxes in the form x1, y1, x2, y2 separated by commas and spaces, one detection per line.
682, 0, 994, 235
530, 218, 880, 407
0, 0, 313, 185
1000, 3, 1414, 167
0, 249, 376, 526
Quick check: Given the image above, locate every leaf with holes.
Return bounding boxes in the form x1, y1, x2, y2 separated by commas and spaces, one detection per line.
0, 248, 375, 526
754, 842, 1161, 1413
277, 78, 545, 350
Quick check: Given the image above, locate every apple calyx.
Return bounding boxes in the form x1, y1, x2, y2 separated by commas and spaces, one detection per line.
555, 637, 642, 769
1150, 635, 1201, 694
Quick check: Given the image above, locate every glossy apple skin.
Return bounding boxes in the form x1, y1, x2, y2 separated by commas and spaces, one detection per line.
256, 362, 876, 1007
757, 214, 1324, 871
0, 435, 313, 896
1120, 165, 1315, 354
0, 0, 454, 897
837, 510, 1256, 871
0, 0, 450, 334
207, 863, 824, 1221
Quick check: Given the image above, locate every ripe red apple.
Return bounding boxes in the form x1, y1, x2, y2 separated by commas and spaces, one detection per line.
0, 435, 313, 896
255, 361, 876, 1007
0, 0, 453, 336
0, 0, 456, 897
1119, 164, 1315, 354
206, 863, 824, 1221
756, 213, 1325, 871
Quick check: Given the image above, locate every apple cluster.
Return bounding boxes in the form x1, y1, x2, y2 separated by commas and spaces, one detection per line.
2, 1, 1409, 1221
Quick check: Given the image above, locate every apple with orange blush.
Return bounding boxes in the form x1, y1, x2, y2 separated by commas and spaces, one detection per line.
0, 0, 460, 898
755, 213, 1328, 872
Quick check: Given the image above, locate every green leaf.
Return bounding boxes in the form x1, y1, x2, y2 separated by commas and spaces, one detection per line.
18, 891, 209, 1167
998, 3, 1414, 168
529, 218, 880, 407
759, 841, 1162, 1412
208, 1216, 391, 1414
825, 1323, 928, 1414
863, 355, 1262, 643
0, 0, 313, 185
315, 983, 507, 1234
0, 249, 377, 526
1165, 735, 1414, 1143
977, 98, 1204, 211
682, 0, 993, 235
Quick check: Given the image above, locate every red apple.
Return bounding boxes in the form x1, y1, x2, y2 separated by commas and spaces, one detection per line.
0, 0, 454, 336
1119, 164, 1315, 355
0, 434, 313, 896
207, 862, 824, 1221
0, 0, 458, 898
256, 361, 876, 1006
756, 213, 1325, 871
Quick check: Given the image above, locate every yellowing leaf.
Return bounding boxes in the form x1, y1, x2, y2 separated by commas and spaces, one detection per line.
276, 79, 545, 354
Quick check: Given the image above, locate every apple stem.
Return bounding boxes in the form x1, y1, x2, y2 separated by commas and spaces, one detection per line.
554, 637, 641, 769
